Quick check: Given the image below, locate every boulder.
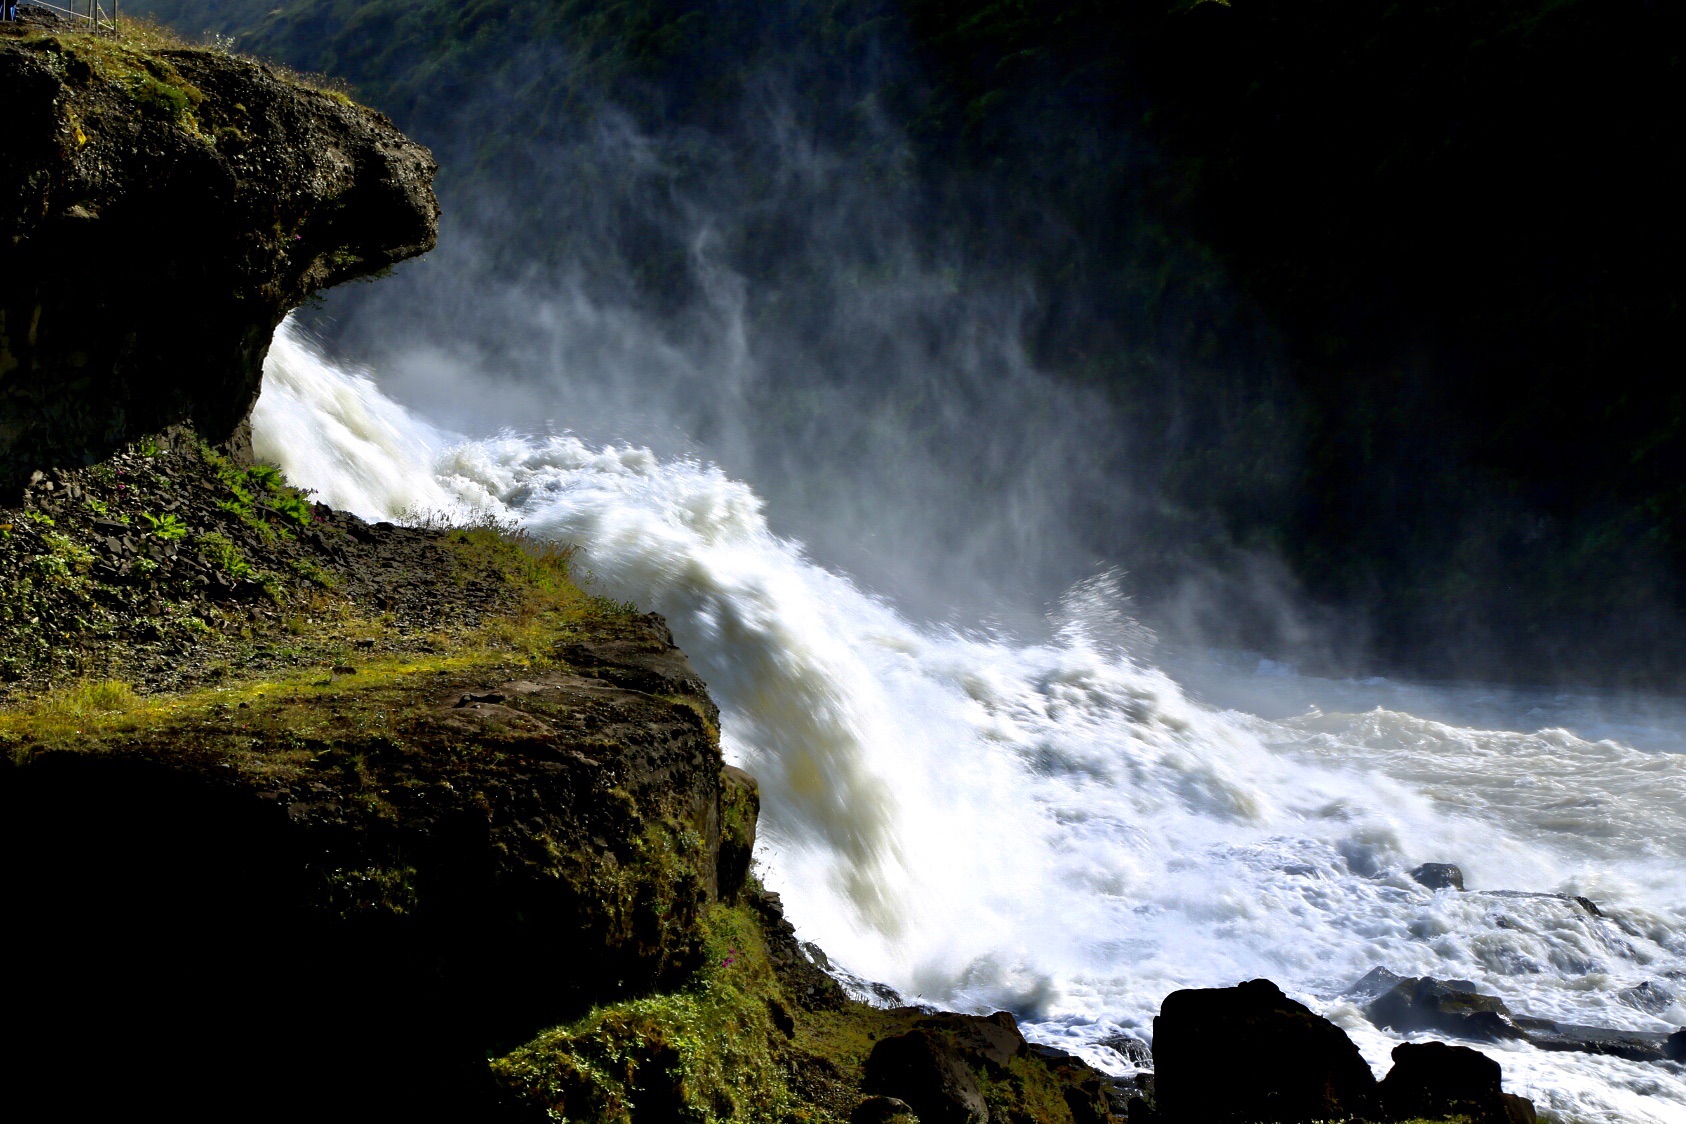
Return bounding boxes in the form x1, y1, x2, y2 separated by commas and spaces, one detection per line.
1670, 1029, 1686, 1063
863, 1029, 988, 1124
1378, 1041, 1536, 1124
0, 30, 438, 494
1410, 862, 1466, 891
1099, 1032, 1153, 1068
914, 1010, 1027, 1072
1152, 978, 1377, 1122
1617, 980, 1675, 1016
1366, 976, 1524, 1041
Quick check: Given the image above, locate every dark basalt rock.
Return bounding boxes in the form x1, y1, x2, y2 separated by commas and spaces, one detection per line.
1410, 862, 1466, 891
1378, 1041, 1536, 1124
0, 26, 438, 495
862, 1028, 989, 1124
1099, 1031, 1153, 1068
914, 1009, 1028, 1071
1366, 975, 1524, 1042
0, 614, 733, 1121
1527, 1022, 1677, 1064
1152, 978, 1377, 1123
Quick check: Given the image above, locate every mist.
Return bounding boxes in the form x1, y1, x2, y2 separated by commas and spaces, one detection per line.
290, 21, 1317, 649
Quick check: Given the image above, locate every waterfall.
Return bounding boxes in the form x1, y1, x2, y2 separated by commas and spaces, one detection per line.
255, 321, 1686, 1123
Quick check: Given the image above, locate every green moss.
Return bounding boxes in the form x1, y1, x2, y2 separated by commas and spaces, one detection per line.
492, 903, 793, 1124
38, 30, 205, 127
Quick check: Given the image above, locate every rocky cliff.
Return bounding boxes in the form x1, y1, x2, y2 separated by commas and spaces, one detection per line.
0, 14, 437, 497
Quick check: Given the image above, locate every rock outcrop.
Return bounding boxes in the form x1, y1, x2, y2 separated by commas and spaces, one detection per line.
0, 18, 437, 496
1153, 978, 1379, 1122
1146, 979, 1544, 1124
1378, 1042, 1537, 1124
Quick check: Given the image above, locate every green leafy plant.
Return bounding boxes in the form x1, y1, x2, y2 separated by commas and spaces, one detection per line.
141, 513, 188, 541
23, 511, 55, 527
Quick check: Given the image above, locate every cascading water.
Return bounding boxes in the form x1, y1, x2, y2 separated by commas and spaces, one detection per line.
255, 322, 1686, 1124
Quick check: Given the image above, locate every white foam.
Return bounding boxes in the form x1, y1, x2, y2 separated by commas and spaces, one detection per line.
254, 324, 1686, 1123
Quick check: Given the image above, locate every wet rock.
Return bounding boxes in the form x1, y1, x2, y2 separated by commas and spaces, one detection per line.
1410, 862, 1466, 890
1527, 1022, 1676, 1064
1669, 1029, 1686, 1062
1153, 978, 1377, 1122
1099, 1032, 1153, 1068
1378, 1041, 1536, 1124
862, 1029, 989, 1124
1344, 966, 1412, 1003
1618, 980, 1675, 1016
1366, 976, 1524, 1041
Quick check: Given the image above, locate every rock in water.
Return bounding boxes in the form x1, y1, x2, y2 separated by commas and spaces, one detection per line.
1618, 980, 1675, 1016
1366, 976, 1524, 1041
0, 30, 438, 495
1152, 978, 1377, 1122
862, 1029, 989, 1124
1378, 1041, 1537, 1124
1410, 862, 1467, 890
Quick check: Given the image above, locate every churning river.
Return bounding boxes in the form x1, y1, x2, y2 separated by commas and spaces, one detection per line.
254, 323, 1686, 1123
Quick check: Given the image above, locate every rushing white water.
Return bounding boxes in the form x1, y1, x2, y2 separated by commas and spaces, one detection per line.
255, 323, 1686, 1124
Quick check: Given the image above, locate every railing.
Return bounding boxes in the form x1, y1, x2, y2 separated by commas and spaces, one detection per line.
5, 1, 121, 35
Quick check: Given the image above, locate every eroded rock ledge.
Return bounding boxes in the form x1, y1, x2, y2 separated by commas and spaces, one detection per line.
0, 18, 437, 495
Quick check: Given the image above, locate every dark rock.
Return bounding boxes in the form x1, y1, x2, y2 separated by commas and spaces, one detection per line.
717, 764, 759, 900
851, 1096, 917, 1124
1378, 1041, 1536, 1124
1099, 1032, 1153, 1068
1153, 978, 1377, 1122
1527, 1023, 1675, 1064
0, 31, 438, 494
1410, 862, 1466, 890
1618, 980, 1675, 1016
1345, 966, 1412, 1003
914, 1010, 1027, 1071
1366, 976, 1524, 1041
0, 616, 733, 1121
863, 1029, 989, 1124
1669, 1029, 1686, 1062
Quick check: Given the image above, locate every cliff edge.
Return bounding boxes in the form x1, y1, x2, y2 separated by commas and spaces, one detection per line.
0, 17, 437, 496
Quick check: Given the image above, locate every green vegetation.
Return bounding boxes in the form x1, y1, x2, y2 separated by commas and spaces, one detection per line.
494, 902, 792, 1123
141, 512, 188, 540
19, 23, 206, 127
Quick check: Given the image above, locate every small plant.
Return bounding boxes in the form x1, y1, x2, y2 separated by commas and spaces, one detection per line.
141, 513, 188, 540
195, 531, 254, 579
84, 497, 109, 517
137, 436, 161, 457
42, 532, 95, 575
287, 557, 339, 589
23, 511, 55, 527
